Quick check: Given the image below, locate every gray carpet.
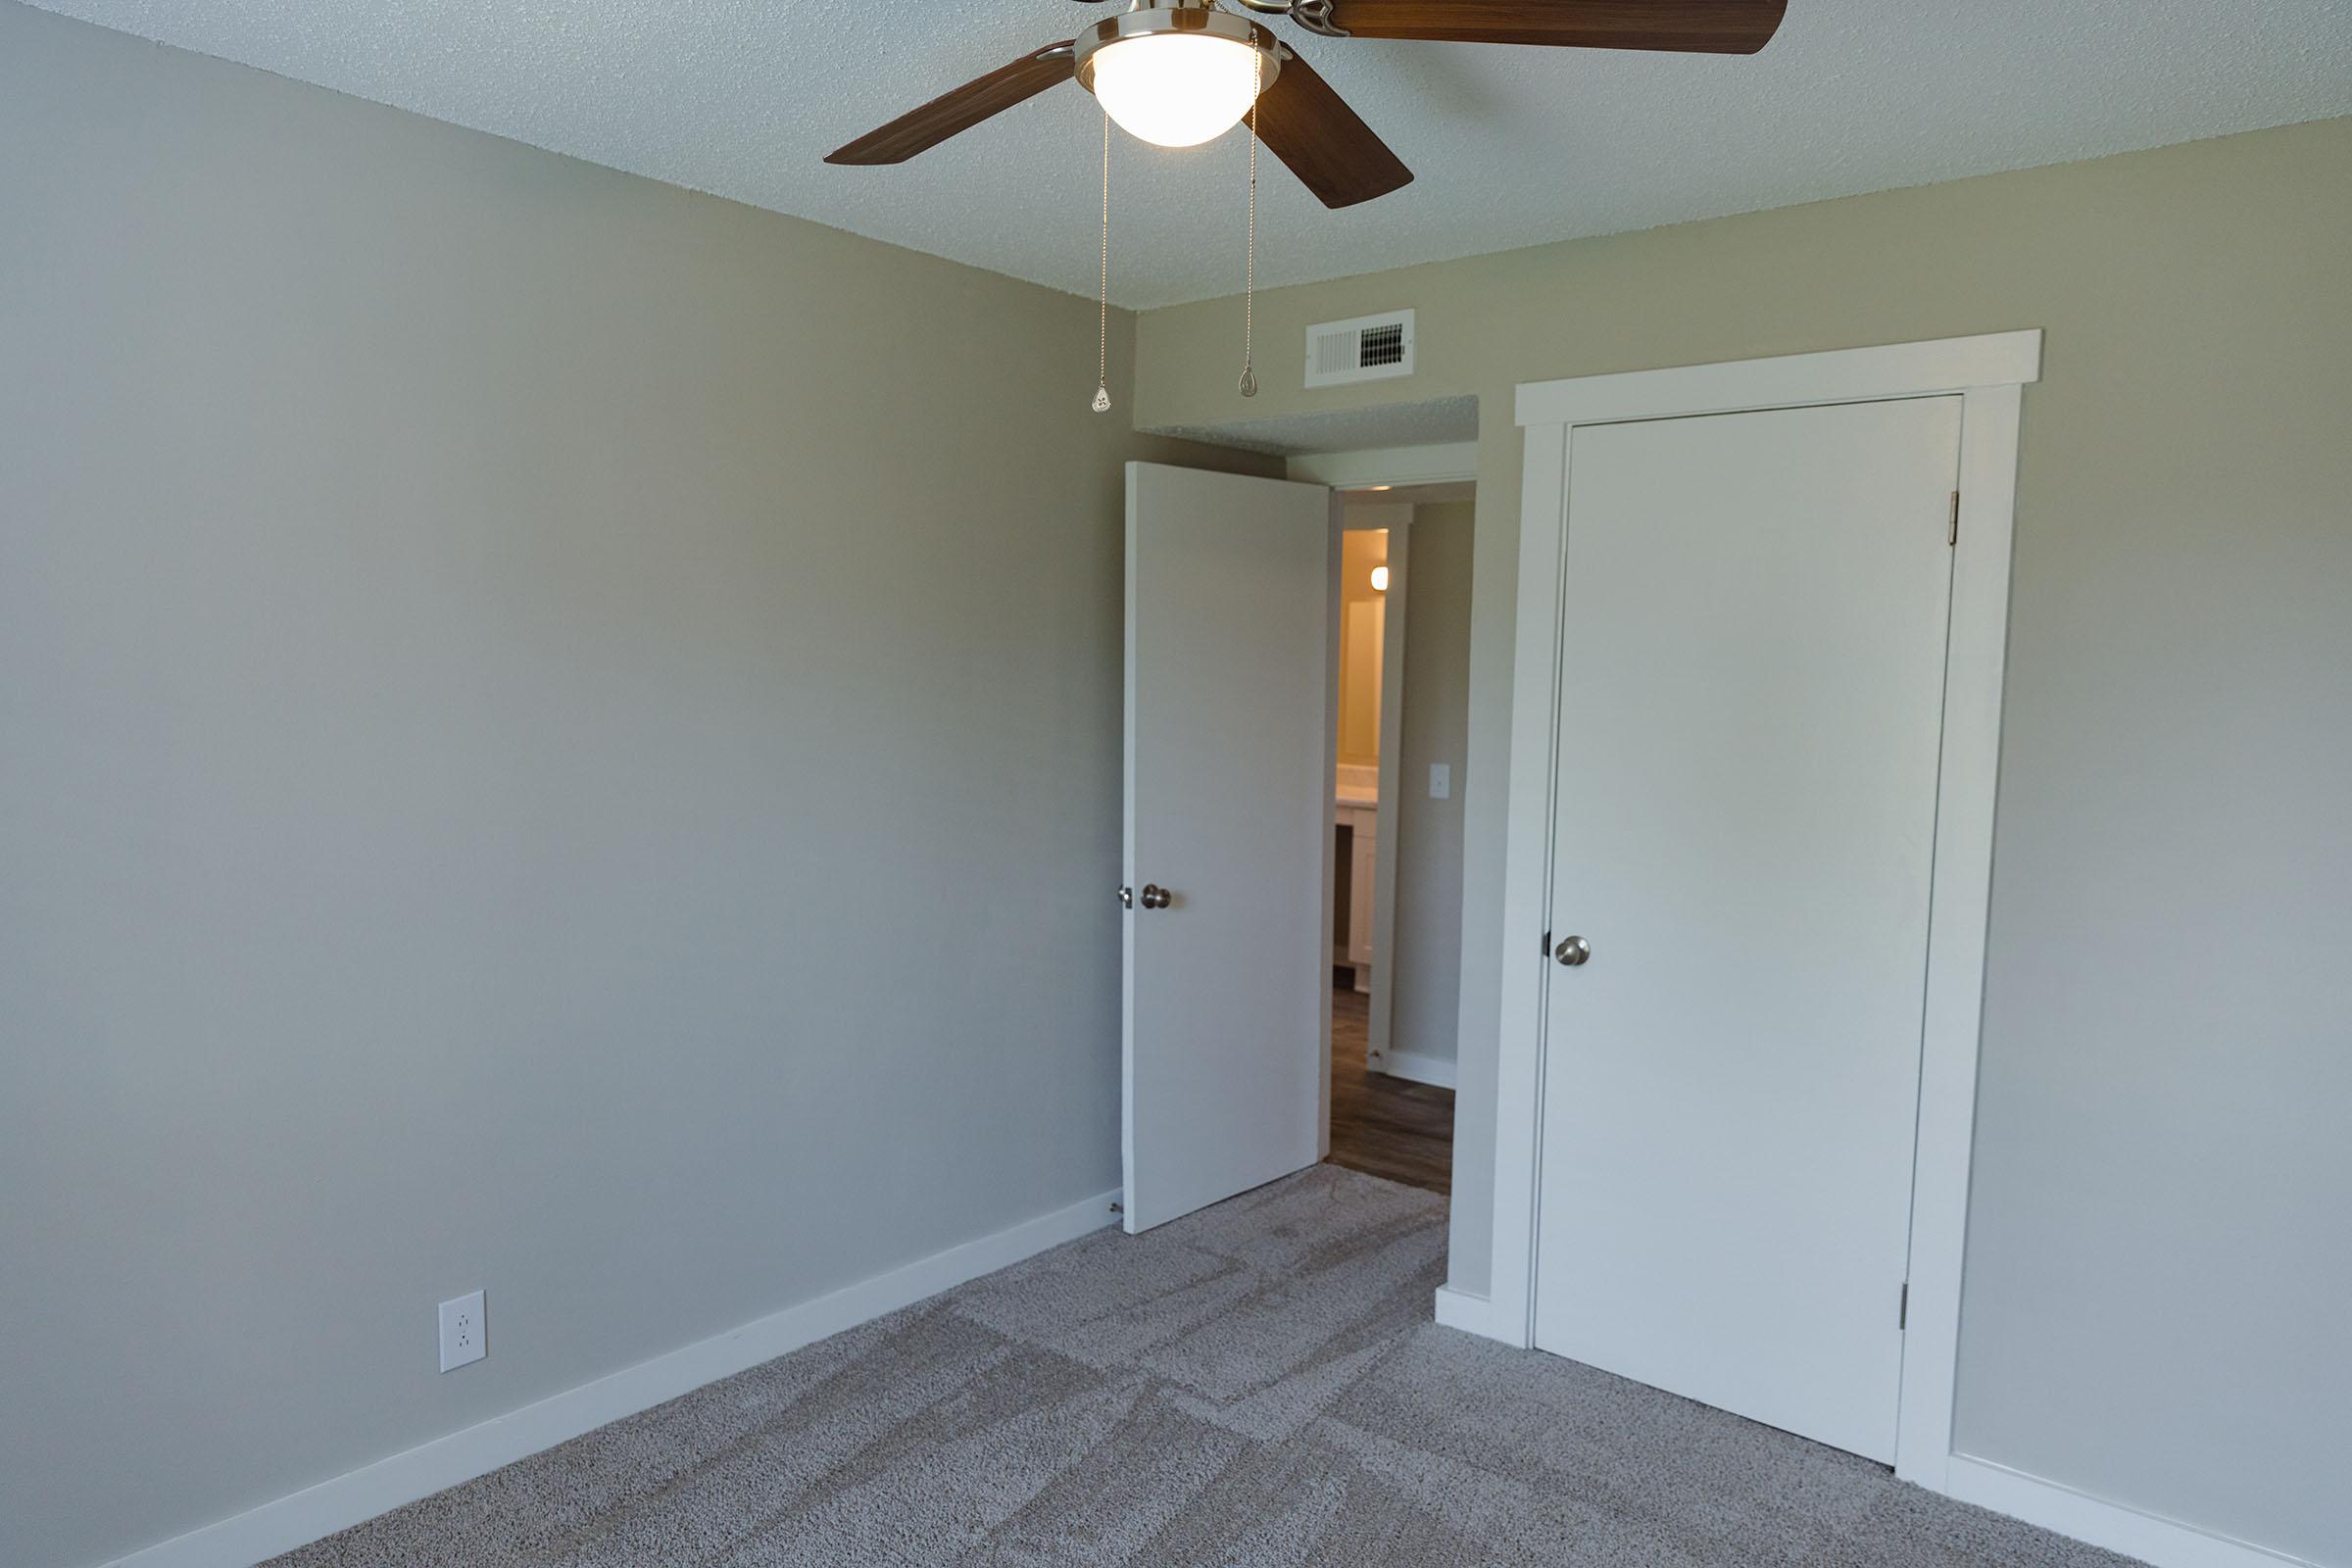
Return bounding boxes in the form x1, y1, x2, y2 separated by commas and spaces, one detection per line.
269, 1166, 2140, 1567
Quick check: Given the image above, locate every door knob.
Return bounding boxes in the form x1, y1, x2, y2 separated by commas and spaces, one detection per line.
1140, 883, 1172, 909
1553, 935, 1591, 967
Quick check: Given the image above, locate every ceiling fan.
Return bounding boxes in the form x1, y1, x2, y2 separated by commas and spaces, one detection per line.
826, 0, 1789, 209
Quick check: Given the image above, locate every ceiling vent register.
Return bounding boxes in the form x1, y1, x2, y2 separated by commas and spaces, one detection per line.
1306, 310, 1416, 389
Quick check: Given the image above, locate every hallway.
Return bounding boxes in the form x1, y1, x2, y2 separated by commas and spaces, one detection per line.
1327, 982, 1453, 1196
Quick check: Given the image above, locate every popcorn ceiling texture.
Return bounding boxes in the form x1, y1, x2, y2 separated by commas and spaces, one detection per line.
19, 0, 2352, 308
23, 0, 2352, 305
1144, 395, 1480, 456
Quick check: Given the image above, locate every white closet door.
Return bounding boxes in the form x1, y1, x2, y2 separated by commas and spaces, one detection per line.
1123, 463, 1333, 1234
1534, 397, 1963, 1462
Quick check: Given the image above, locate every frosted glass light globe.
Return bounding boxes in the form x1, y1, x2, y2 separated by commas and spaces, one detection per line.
1090, 32, 1263, 149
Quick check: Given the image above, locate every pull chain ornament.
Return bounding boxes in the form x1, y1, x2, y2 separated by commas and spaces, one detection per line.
1238, 47, 1261, 398
1093, 112, 1113, 414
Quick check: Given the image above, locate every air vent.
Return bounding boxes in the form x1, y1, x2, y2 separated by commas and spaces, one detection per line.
1304, 310, 1415, 389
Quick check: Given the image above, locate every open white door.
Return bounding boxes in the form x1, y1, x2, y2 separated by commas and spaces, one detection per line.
1123, 462, 1334, 1234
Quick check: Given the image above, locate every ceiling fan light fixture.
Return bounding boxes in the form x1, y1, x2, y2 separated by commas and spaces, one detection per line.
1089, 32, 1259, 147
1077, 5, 1280, 150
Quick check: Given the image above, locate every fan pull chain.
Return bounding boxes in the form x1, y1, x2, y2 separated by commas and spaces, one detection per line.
1238, 47, 1261, 398
1093, 111, 1113, 415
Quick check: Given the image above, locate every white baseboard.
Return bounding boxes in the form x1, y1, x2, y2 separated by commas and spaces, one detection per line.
1373, 1050, 1456, 1090
1428, 1301, 2319, 1568
102, 1188, 1121, 1568
1432, 1284, 1495, 1338
1942, 1454, 2319, 1568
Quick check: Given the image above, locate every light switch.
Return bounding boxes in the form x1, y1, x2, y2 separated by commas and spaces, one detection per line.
1429, 763, 1451, 800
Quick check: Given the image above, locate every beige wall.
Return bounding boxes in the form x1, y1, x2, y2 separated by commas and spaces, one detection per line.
1139, 116, 2352, 1563
0, 7, 1273, 1566
1388, 501, 1473, 1073
7, 0, 2347, 1556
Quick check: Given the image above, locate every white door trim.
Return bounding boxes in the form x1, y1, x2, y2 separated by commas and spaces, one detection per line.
1513, 330, 2041, 428
1485, 333, 2041, 1494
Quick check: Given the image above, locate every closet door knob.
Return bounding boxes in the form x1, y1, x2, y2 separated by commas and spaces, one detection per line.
1140, 883, 1173, 909
1553, 935, 1591, 967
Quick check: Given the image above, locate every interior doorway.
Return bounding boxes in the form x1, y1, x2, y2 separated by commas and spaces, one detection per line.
1323, 481, 1473, 1197
1119, 399, 1480, 1234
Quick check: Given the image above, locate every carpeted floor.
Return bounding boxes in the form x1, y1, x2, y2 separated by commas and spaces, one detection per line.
270, 1166, 2139, 1567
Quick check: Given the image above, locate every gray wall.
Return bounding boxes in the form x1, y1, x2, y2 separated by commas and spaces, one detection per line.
1388, 501, 1472, 1073
0, 8, 1269, 1566
1138, 117, 2352, 1564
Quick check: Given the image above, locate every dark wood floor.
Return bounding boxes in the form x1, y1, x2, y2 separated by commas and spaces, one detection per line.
1327, 978, 1455, 1196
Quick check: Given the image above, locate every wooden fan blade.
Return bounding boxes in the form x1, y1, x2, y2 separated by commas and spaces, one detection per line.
1254, 49, 1413, 210
1326, 0, 1788, 54
825, 41, 1074, 165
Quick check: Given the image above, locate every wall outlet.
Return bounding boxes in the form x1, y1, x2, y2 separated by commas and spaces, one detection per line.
438, 1290, 486, 1373
1429, 763, 1452, 800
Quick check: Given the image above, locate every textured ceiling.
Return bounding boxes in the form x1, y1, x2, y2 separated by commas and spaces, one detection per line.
1144, 395, 1480, 454
24, 0, 2352, 307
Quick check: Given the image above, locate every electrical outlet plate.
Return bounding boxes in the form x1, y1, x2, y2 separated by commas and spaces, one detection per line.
438, 1290, 486, 1373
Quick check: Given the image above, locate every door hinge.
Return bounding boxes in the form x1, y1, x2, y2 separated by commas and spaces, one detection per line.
1947, 491, 1961, 547
1898, 1281, 1910, 1330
